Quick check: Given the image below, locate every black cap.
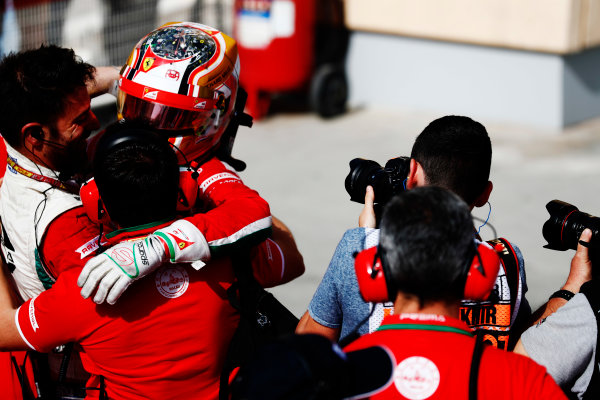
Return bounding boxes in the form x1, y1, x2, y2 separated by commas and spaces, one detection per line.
230, 334, 394, 400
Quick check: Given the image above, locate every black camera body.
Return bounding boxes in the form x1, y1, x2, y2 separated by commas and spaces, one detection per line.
543, 200, 600, 251
344, 157, 411, 204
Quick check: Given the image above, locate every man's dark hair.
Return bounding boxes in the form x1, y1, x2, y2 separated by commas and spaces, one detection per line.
410, 116, 492, 205
379, 186, 475, 305
93, 121, 179, 228
0, 45, 96, 147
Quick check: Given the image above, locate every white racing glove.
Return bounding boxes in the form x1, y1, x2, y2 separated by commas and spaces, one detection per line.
77, 220, 209, 305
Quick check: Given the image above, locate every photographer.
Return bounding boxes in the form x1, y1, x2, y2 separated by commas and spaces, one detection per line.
297, 115, 531, 350
514, 228, 596, 398
342, 187, 565, 399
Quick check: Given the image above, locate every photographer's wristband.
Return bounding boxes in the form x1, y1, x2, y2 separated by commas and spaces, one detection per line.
549, 289, 575, 302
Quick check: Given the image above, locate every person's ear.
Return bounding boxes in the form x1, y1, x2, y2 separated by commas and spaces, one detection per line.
21, 123, 45, 146
407, 159, 425, 189
474, 181, 493, 208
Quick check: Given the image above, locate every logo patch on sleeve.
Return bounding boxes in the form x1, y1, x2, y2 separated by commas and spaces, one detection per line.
76, 236, 102, 259
28, 298, 39, 332
168, 231, 194, 250
198, 172, 241, 193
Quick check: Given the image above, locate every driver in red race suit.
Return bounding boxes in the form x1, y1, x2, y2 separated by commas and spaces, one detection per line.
0, 122, 304, 399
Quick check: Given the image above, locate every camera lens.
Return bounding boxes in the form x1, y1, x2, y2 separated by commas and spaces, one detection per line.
543, 200, 600, 251
345, 157, 411, 204
344, 159, 386, 203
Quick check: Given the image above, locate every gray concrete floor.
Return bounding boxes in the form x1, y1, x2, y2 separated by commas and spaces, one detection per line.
230, 106, 600, 317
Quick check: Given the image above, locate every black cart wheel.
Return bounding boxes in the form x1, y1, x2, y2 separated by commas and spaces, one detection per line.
309, 64, 348, 118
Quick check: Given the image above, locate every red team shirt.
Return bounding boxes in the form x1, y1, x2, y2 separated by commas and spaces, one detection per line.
15, 221, 287, 399
344, 314, 566, 400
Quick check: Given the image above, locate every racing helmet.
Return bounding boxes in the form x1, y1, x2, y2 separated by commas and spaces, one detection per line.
117, 22, 240, 163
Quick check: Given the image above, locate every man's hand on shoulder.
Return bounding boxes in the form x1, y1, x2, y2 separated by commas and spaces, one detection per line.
77, 220, 210, 305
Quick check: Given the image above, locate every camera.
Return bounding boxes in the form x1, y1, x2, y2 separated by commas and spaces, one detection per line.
542, 200, 600, 251
344, 157, 410, 204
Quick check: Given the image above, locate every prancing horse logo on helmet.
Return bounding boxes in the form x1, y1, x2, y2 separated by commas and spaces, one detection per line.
143, 57, 154, 72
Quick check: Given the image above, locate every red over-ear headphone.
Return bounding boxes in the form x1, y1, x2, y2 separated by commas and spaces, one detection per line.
463, 242, 502, 300
354, 241, 502, 303
80, 177, 110, 225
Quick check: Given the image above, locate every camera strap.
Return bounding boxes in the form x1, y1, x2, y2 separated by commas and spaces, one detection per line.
459, 237, 521, 350
580, 280, 600, 399
486, 238, 520, 316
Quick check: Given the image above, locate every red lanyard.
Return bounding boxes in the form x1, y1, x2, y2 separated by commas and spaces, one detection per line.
7, 156, 78, 193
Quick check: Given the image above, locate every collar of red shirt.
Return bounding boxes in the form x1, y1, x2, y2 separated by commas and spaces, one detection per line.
377, 313, 473, 337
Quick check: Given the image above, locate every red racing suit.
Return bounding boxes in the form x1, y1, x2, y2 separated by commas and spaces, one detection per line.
344, 314, 566, 400
15, 220, 288, 400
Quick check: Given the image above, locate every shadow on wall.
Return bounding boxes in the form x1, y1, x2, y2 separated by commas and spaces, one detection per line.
563, 47, 600, 126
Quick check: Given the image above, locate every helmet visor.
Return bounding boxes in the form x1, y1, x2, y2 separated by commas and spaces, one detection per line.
117, 90, 214, 135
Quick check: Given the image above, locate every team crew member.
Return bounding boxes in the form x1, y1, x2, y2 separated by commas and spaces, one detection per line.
297, 116, 529, 350
0, 123, 304, 399
343, 186, 565, 399
0, 46, 116, 399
